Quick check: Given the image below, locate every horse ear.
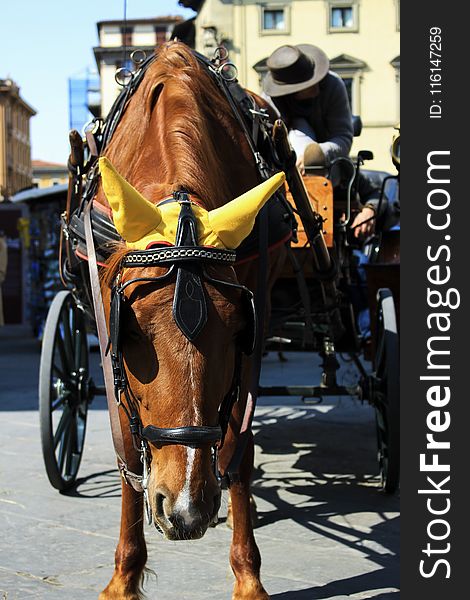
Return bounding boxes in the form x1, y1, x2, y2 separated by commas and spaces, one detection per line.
207, 172, 285, 249
99, 157, 162, 243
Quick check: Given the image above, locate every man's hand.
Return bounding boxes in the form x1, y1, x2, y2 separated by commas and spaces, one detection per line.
351, 206, 376, 239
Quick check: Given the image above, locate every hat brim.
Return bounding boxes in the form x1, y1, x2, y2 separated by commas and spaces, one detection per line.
263, 44, 330, 97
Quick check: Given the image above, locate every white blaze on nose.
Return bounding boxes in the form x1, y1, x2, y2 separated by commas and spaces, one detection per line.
173, 446, 197, 525
172, 351, 201, 526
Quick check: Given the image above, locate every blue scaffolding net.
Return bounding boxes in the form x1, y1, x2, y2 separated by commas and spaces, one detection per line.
68, 70, 100, 133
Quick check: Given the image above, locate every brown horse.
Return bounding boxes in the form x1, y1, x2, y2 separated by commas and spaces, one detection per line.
94, 42, 286, 600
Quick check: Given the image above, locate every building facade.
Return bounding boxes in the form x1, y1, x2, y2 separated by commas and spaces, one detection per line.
0, 79, 36, 201
194, 0, 400, 171
93, 16, 183, 118
32, 160, 68, 188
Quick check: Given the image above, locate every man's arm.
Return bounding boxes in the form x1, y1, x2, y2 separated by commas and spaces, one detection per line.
318, 73, 353, 164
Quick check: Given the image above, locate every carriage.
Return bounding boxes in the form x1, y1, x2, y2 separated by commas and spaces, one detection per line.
37, 42, 399, 599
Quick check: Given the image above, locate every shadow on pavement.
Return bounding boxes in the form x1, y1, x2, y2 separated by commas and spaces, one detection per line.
271, 584, 399, 599
252, 403, 399, 597
63, 468, 122, 498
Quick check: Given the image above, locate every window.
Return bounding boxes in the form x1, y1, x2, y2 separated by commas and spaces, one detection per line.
332, 7, 353, 28
328, 1, 358, 33
260, 6, 290, 34
341, 77, 353, 108
155, 26, 167, 46
121, 27, 133, 47
264, 9, 284, 30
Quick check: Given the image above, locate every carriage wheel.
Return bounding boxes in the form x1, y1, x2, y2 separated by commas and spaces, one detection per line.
39, 291, 90, 491
373, 288, 399, 493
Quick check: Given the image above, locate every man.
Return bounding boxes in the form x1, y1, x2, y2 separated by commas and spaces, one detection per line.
263, 44, 353, 171
263, 43, 382, 239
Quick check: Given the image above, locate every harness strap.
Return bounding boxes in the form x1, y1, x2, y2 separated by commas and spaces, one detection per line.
193, 52, 275, 484
224, 203, 269, 485
141, 425, 223, 446
84, 202, 143, 491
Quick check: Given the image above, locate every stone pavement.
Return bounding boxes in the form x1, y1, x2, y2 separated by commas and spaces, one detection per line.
0, 325, 399, 599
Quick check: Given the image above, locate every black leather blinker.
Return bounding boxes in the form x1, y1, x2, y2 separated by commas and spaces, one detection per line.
173, 265, 208, 341
172, 194, 208, 341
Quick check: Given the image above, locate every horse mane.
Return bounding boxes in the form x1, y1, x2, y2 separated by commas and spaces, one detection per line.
98, 42, 258, 213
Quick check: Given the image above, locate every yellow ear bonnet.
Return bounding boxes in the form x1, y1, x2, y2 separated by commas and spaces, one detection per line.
99, 157, 286, 250
99, 157, 162, 243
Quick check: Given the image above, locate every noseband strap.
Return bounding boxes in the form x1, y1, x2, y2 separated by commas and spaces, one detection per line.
141, 425, 223, 447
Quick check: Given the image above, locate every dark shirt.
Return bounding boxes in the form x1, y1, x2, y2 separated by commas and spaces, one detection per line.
270, 72, 353, 164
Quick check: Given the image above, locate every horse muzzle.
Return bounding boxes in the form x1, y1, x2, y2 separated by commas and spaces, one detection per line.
153, 487, 221, 540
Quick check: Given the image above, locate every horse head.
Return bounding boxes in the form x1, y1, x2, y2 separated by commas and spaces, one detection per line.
101, 158, 283, 539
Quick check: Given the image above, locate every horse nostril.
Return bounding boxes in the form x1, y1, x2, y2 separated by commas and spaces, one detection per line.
155, 492, 166, 519
168, 512, 182, 528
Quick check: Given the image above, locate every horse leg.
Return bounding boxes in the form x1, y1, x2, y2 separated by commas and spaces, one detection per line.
99, 480, 147, 600
229, 434, 269, 600
226, 492, 258, 530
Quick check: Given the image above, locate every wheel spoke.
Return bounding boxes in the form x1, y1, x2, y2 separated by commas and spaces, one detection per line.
74, 329, 82, 372
57, 423, 71, 476
52, 363, 66, 380
61, 305, 75, 371
53, 405, 72, 449
55, 330, 72, 374
65, 414, 78, 478
77, 409, 86, 448
51, 393, 68, 412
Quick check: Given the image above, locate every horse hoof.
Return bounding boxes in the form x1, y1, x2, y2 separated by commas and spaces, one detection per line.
99, 592, 141, 600
226, 495, 258, 530
99, 582, 142, 600
233, 581, 269, 600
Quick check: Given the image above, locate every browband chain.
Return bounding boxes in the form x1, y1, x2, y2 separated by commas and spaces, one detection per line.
122, 246, 236, 267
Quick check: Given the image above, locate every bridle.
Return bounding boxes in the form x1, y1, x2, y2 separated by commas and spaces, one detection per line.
106, 191, 257, 524
79, 44, 281, 525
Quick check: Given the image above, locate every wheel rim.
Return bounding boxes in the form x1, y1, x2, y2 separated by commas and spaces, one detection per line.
373, 289, 399, 493
40, 292, 89, 489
